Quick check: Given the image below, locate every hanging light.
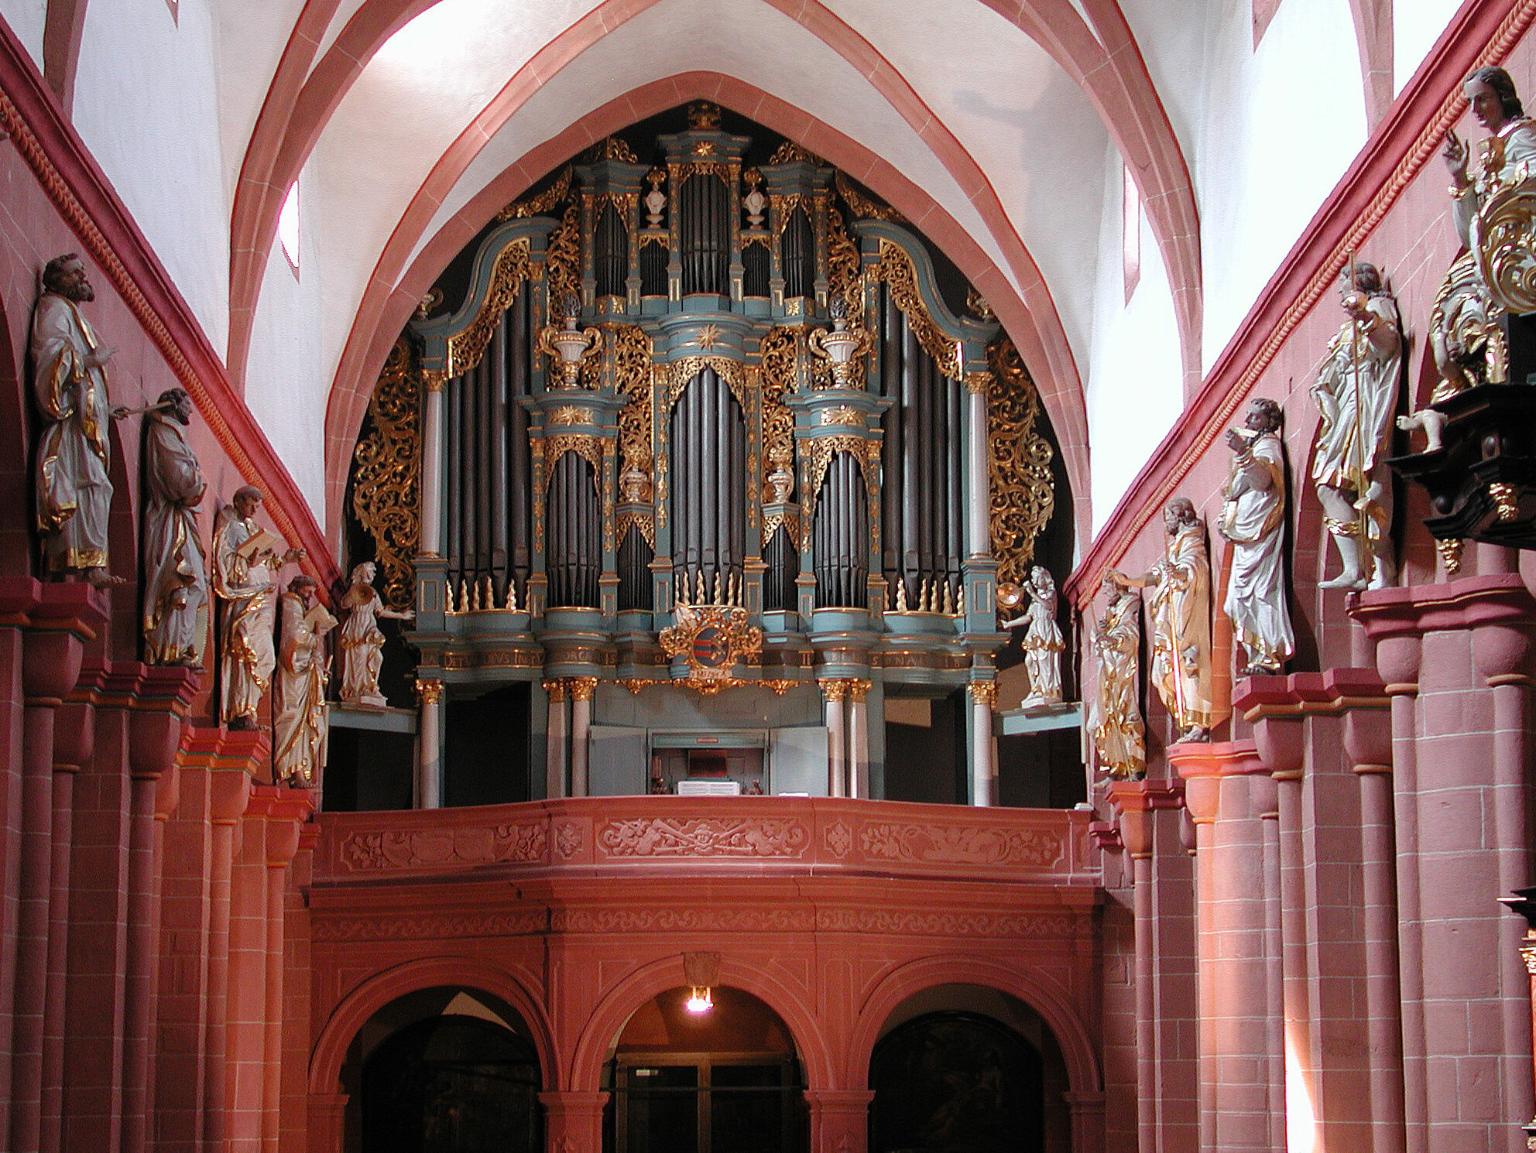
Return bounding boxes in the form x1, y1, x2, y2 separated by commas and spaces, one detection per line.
685, 986, 714, 1014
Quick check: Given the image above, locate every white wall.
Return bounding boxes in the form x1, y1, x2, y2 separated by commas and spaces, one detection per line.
73, 0, 230, 356
0, 1, 45, 70
215, 0, 305, 204
1394, 0, 1466, 96
245, 163, 326, 513
1084, 148, 1183, 529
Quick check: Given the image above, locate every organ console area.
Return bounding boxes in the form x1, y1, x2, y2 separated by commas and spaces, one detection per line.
342, 102, 1073, 810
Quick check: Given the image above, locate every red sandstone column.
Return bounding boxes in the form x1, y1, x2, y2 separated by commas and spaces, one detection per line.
12, 586, 98, 1153
229, 790, 275, 1153
1174, 740, 1275, 1151
0, 610, 27, 1148
260, 790, 310, 1153
1260, 797, 1284, 1153
41, 660, 105, 1153
280, 824, 318, 1153
539, 1090, 610, 1152
804, 1089, 872, 1153
1109, 779, 1185, 1153
205, 735, 260, 1152
306, 1093, 347, 1153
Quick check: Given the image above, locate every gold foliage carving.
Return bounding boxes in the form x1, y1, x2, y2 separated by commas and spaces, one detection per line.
772, 194, 805, 240
351, 340, 420, 612
762, 510, 801, 550
826, 207, 863, 320
655, 356, 752, 414
535, 435, 604, 507
987, 338, 1055, 586
1474, 182, 1536, 314
497, 166, 572, 220
868, 240, 961, 378
658, 603, 765, 694
610, 324, 655, 469
447, 239, 532, 378
769, 141, 818, 166
616, 509, 656, 550
835, 172, 905, 223
592, 136, 639, 164
759, 326, 802, 464
545, 204, 582, 320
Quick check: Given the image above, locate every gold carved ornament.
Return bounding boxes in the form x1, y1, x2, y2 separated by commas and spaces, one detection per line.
497, 166, 572, 221
834, 172, 905, 224
772, 194, 805, 241
544, 204, 582, 321
867, 239, 962, 379
758, 326, 800, 467
1473, 180, 1536, 314
825, 207, 864, 321
761, 510, 801, 550
967, 681, 999, 708
611, 321, 655, 474
593, 136, 639, 164
658, 603, 765, 695
446, 238, 532, 378
768, 141, 819, 166
351, 339, 421, 612
547, 405, 588, 427
616, 509, 656, 551
987, 338, 1055, 587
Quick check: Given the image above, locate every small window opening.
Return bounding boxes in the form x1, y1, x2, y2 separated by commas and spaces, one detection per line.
278, 181, 301, 278
1122, 164, 1140, 304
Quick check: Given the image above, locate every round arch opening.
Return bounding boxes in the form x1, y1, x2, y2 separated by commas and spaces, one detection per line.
868, 983, 1072, 1153
342, 985, 544, 1153
603, 984, 808, 1153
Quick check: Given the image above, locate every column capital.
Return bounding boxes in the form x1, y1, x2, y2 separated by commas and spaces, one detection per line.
415, 677, 445, 706
966, 679, 998, 708
1170, 740, 1265, 825
1106, 780, 1185, 859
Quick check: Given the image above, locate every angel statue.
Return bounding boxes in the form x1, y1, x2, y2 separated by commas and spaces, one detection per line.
1001, 565, 1064, 708
338, 560, 414, 707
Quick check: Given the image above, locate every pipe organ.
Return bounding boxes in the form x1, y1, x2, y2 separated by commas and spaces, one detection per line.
352, 103, 1059, 802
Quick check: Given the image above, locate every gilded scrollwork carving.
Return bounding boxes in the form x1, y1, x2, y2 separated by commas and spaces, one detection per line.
616, 508, 656, 550
610, 323, 655, 469
496, 166, 572, 221
544, 204, 582, 319
351, 339, 420, 611
825, 207, 863, 320
768, 141, 818, 166
987, 338, 1055, 588
446, 238, 532, 378
759, 326, 800, 466
1473, 171, 1536, 315
868, 239, 961, 378
655, 355, 752, 414
761, 509, 801, 550
834, 172, 905, 223
659, 602, 765, 693
800, 434, 881, 523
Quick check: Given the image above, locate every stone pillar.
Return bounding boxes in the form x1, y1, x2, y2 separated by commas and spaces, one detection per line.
964, 372, 989, 557
967, 681, 997, 806
805, 1089, 873, 1153
544, 679, 568, 800
1356, 575, 1536, 1152
847, 679, 870, 799
260, 791, 309, 1153
1064, 1091, 1107, 1153
568, 677, 596, 799
306, 1092, 348, 1153
420, 373, 447, 557
415, 678, 444, 809
1173, 739, 1276, 1152
1108, 780, 1187, 1153
40, 659, 104, 1153
539, 1090, 608, 1152
11, 585, 97, 1153
821, 679, 848, 798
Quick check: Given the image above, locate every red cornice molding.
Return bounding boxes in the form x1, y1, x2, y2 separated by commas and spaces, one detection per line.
1065, 0, 1532, 607
0, 19, 337, 588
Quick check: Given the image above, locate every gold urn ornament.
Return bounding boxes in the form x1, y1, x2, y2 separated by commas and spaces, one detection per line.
538, 293, 603, 388
808, 297, 871, 389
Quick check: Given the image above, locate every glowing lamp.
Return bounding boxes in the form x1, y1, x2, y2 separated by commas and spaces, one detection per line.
685, 987, 714, 1014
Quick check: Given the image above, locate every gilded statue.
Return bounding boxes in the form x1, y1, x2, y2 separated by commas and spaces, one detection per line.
141, 388, 209, 666
338, 560, 413, 707
1309, 263, 1401, 589
212, 486, 305, 729
1089, 575, 1145, 780
1219, 398, 1294, 676
1109, 498, 1225, 742
1424, 66, 1536, 400
31, 253, 129, 586
1000, 565, 1064, 708
274, 575, 337, 789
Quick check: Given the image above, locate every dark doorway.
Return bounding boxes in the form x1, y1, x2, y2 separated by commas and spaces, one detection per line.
361, 1014, 542, 1153
870, 1012, 1044, 1153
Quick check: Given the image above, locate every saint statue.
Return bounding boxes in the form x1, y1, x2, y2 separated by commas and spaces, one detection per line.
1426, 67, 1536, 398
338, 560, 414, 707
212, 485, 304, 729
1219, 398, 1294, 676
141, 388, 209, 665
1001, 565, 1064, 708
274, 575, 337, 789
1089, 575, 1144, 780
1109, 498, 1225, 742
1309, 263, 1402, 589
31, 253, 128, 585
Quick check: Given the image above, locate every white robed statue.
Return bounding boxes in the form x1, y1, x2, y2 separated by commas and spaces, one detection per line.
142, 389, 209, 665
1001, 565, 1064, 707
275, 575, 337, 788
1220, 398, 1294, 676
338, 561, 413, 707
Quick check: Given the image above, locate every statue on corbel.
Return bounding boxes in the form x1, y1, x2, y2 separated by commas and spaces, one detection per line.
1108, 497, 1226, 742
1219, 398, 1294, 677
1000, 565, 1064, 709
1309, 262, 1402, 590
1089, 573, 1145, 781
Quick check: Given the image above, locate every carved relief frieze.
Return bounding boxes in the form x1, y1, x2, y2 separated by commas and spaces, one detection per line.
338, 823, 549, 872
595, 817, 810, 858
856, 822, 1063, 869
